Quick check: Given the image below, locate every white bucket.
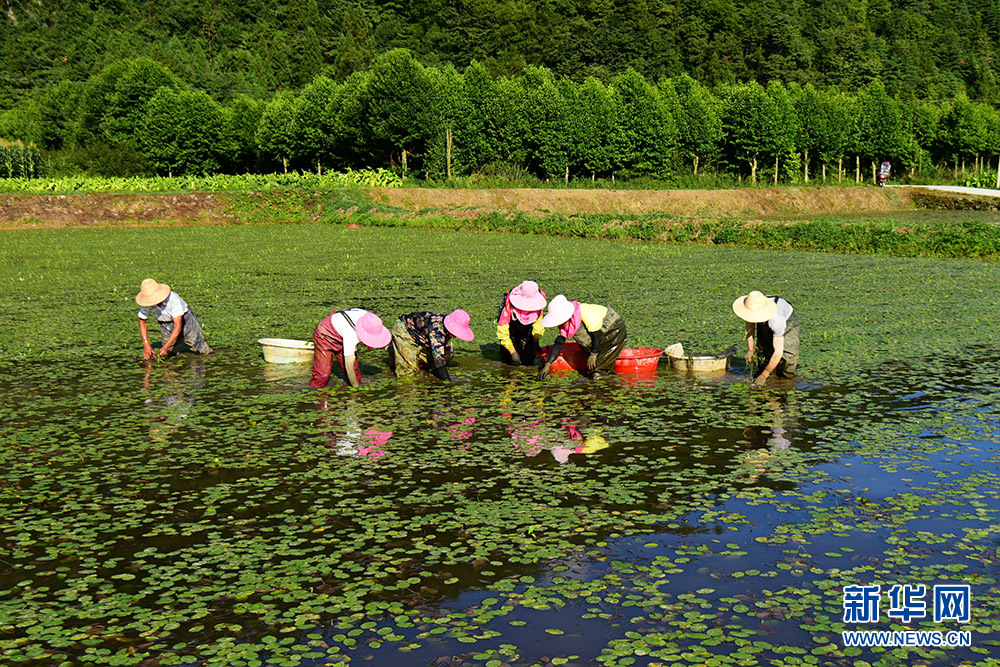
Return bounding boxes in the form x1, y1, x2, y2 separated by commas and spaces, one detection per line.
258, 338, 314, 364
665, 342, 731, 373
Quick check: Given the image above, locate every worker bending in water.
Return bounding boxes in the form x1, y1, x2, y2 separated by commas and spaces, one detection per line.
310, 308, 391, 389
496, 280, 547, 366
136, 279, 213, 359
389, 310, 475, 382
732, 290, 799, 388
537, 295, 626, 380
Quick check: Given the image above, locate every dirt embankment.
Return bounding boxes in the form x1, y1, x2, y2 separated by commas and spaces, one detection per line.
365, 186, 920, 218
0, 186, 982, 230
0, 193, 238, 229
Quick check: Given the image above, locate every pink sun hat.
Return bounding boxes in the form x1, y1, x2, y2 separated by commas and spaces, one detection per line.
356, 313, 391, 348
444, 309, 475, 341
509, 280, 547, 311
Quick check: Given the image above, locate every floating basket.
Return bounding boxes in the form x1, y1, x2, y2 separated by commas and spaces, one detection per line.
258, 338, 314, 364
542, 343, 662, 374
613, 348, 663, 374
665, 343, 732, 374
543, 341, 589, 371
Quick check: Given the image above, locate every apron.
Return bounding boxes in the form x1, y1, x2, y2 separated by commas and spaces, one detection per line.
756, 298, 799, 378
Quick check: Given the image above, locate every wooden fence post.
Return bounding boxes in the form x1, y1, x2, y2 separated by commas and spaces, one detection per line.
446, 127, 452, 180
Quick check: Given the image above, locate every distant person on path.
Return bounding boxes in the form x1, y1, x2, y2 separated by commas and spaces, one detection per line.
389, 310, 474, 381
136, 279, 213, 359
733, 290, 799, 388
496, 280, 547, 366
537, 295, 627, 380
310, 308, 392, 389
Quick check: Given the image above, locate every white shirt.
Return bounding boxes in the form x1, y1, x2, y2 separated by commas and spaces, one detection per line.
765, 297, 794, 337
329, 308, 370, 357
138, 291, 189, 322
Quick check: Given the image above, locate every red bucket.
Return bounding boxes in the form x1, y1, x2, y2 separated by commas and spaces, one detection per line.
541, 342, 588, 372
542, 344, 663, 374
613, 348, 663, 374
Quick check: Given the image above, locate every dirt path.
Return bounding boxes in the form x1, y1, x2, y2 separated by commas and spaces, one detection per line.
365, 186, 919, 217
889, 184, 1000, 197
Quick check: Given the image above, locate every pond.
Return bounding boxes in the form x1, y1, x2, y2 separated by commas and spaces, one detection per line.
1, 225, 999, 666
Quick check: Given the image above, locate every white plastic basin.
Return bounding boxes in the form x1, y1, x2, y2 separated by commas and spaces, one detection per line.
258, 338, 314, 364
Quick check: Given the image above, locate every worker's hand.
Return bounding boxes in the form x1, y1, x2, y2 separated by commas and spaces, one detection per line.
537, 362, 551, 380
587, 353, 598, 372
158, 346, 170, 358
751, 374, 768, 389
143, 343, 155, 360
509, 349, 521, 366
745, 351, 754, 365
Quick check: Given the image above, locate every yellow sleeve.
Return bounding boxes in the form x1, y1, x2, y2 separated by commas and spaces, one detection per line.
531, 318, 545, 339
496, 323, 515, 351
580, 303, 609, 332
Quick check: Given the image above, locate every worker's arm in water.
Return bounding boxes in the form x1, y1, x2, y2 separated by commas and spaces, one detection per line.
744, 322, 755, 364
343, 355, 361, 388
752, 334, 784, 388
159, 315, 183, 356
429, 326, 453, 381
139, 318, 155, 360
587, 330, 603, 372
538, 336, 566, 379
531, 318, 545, 356
433, 360, 452, 382
496, 323, 519, 364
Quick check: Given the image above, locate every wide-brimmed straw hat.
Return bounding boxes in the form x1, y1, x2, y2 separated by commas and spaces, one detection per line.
509, 280, 546, 311
540, 294, 574, 328
732, 290, 778, 323
444, 309, 475, 341
136, 278, 171, 306
356, 313, 391, 348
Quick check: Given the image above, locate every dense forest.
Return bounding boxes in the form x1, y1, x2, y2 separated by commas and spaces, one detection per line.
2, 0, 1000, 182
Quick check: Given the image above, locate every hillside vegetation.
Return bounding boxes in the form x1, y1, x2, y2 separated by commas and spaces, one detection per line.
2, 2, 1000, 184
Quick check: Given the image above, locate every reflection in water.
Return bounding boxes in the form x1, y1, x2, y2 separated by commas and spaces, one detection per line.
142, 357, 206, 442
500, 383, 613, 464
315, 394, 395, 460
740, 390, 797, 480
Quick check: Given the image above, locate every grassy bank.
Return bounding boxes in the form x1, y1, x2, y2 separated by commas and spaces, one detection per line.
337, 209, 1000, 258
3, 185, 1000, 259
234, 189, 1000, 259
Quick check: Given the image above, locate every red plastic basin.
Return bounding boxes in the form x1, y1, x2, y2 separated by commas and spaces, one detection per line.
613, 347, 663, 374
542, 344, 663, 374
542, 342, 588, 371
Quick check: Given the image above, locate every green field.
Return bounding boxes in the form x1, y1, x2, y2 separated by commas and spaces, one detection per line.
3, 224, 999, 365
2, 226, 1000, 666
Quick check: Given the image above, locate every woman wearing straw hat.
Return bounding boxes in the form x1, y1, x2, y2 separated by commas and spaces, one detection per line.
733, 291, 799, 388
310, 308, 392, 389
496, 280, 547, 366
389, 310, 475, 382
537, 295, 627, 380
136, 279, 213, 359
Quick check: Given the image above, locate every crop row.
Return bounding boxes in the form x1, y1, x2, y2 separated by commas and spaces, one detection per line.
0, 169, 401, 194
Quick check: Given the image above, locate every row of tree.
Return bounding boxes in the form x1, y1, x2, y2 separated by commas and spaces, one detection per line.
3, 52, 1000, 182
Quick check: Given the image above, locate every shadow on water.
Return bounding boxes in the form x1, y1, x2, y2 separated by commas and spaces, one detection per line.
2, 348, 999, 665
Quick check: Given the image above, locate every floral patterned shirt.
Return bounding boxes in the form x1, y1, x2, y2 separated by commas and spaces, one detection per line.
400, 312, 452, 365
